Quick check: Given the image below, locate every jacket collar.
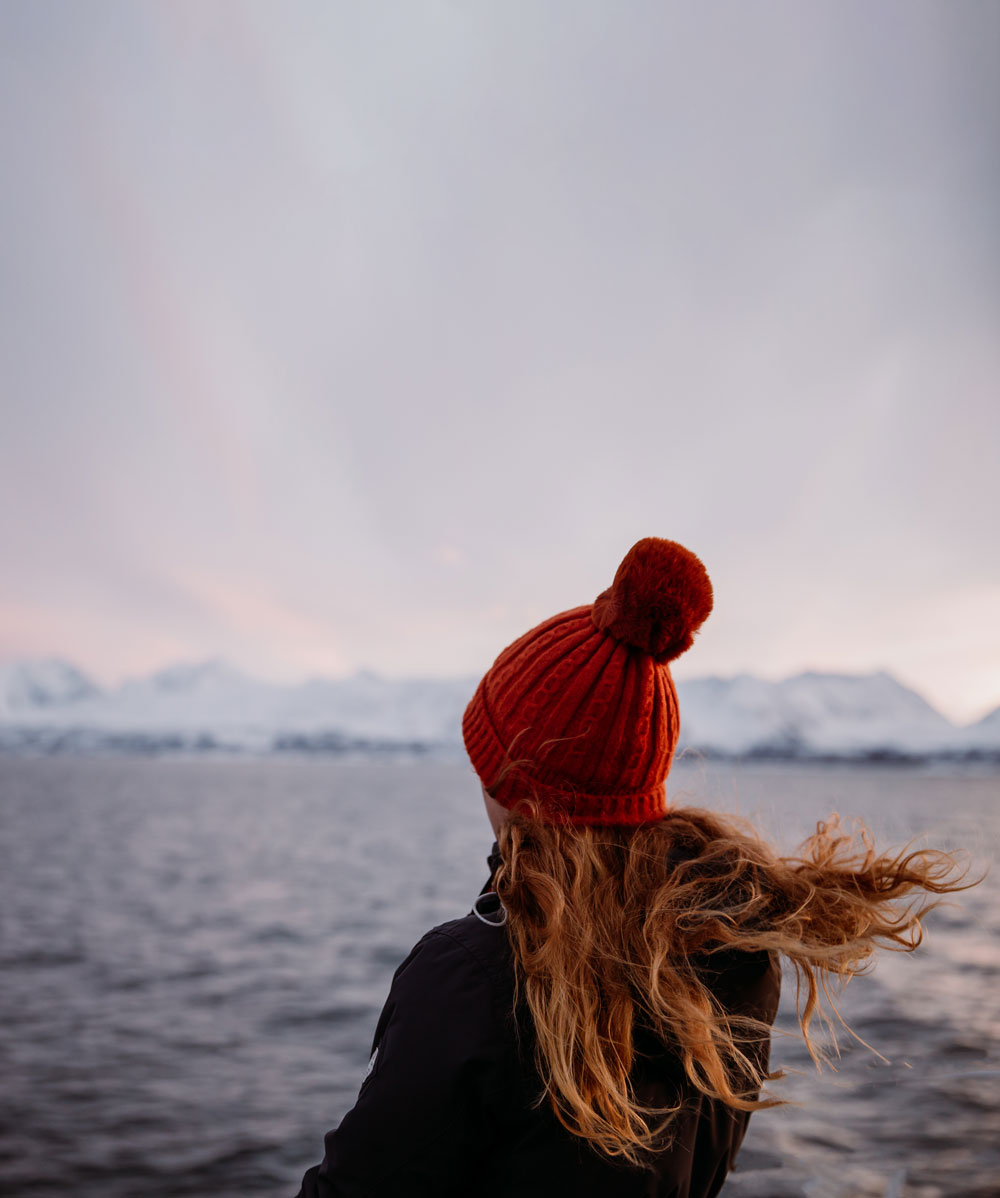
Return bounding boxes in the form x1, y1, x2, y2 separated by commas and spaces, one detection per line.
480, 840, 502, 895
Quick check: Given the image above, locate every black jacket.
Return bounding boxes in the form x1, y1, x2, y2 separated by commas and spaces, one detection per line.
295, 851, 780, 1198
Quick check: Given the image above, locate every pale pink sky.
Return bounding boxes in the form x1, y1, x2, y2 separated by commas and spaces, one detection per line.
1, 1, 998, 723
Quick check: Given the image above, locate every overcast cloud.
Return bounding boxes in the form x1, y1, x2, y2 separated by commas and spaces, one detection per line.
1, 1, 998, 721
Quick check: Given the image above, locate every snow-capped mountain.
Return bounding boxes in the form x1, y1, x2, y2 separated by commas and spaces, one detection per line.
275, 671, 476, 743
105, 659, 283, 730
0, 656, 996, 760
959, 705, 1000, 754
676, 670, 960, 757
0, 657, 477, 754
0, 658, 103, 718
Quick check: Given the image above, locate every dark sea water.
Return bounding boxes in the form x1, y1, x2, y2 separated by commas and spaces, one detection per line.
0, 755, 997, 1197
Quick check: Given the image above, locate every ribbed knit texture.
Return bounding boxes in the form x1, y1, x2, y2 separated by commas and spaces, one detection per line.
462, 608, 681, 825
462, 538, 710, 826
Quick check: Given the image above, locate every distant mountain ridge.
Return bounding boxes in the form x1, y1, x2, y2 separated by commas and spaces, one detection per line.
0, 657, 997, 761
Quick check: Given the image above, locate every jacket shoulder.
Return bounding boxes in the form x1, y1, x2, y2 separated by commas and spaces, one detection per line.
296, 907, 519, 1196
417, 902, 516, 1007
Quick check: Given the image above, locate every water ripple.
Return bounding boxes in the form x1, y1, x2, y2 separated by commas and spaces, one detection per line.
0, 756, 996, 1196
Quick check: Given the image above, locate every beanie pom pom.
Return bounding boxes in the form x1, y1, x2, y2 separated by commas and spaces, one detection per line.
591, 537, 713, 662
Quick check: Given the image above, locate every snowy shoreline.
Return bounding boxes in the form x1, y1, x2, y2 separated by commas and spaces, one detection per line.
2, 657, 998, 762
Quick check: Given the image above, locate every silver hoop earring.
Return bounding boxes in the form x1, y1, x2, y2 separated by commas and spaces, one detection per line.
472, 891, 508, 926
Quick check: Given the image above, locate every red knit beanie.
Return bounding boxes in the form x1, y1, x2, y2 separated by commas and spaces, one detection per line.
462, 537, 713, 826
